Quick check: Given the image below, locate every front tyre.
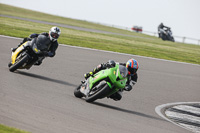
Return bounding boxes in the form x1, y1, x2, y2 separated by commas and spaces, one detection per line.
74, 84, 83, 98
85, 81, 110, 103
8, 62, 12, 67
9, 54, 29, 72
171, 37, 175, 42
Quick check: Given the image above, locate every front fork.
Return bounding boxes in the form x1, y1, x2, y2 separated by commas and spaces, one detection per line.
80, 80, 90, 96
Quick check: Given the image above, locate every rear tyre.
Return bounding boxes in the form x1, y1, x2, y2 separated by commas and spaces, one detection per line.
85, 81, 110, 103
74, 84, 83, 98
9, 54, 29, 72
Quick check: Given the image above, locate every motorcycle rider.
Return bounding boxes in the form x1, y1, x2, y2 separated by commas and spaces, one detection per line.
158, 23, 169, 38
84, 59, 139, 101
11, 26, 61, 65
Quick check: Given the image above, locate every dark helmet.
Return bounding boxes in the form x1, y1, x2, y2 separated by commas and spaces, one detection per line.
49, 26, 61, 42
126, 58, 139, 76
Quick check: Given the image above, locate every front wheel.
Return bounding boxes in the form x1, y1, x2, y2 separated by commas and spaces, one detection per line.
8, 62, 12, 67
74, 84, 83, 98
9, 54, 29, 72
85, 81, 110, 103
171, 37, 175, 42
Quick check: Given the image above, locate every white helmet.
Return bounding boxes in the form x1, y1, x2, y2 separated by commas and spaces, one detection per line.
49, 26, 61, 42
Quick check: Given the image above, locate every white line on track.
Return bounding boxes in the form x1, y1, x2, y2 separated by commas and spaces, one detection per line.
173, 105, 200, 115
1, 35, 199, 66
155, 102, 200, 133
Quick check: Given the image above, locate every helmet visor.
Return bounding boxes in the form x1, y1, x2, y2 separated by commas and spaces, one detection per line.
50, 32, 59, 39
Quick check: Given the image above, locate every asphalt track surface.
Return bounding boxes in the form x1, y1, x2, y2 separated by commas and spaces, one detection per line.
0, 36, 200, 133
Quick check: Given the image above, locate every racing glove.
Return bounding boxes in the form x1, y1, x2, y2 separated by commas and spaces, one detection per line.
29, 33, 39, 38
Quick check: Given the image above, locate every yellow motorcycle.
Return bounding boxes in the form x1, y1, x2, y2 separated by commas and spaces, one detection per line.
8, 35, 50, 72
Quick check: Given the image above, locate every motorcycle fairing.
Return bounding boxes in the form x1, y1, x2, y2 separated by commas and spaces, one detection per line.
86, 64, 127, 96
11, 42, 28, 64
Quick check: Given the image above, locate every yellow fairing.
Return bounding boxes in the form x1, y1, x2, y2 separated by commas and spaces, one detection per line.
11, 42, 27, 64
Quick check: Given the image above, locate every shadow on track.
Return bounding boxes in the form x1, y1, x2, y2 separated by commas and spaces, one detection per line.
16, 71, 76, 87
92, 102, 165, 122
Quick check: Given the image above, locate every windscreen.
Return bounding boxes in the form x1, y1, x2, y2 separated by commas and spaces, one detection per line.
35, 35, 51, 51
119, 65, 128, 78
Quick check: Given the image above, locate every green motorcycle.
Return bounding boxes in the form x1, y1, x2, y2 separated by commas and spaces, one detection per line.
74, 63, 128, 102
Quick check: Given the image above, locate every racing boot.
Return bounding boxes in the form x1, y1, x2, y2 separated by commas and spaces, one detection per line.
84, 64, 104, 79
34, 60, 42, 66
34, 57, 44, 66
11, 47, 17, 52
11, 42, 23, 52
109, 91, 122, 101
11, 38, 31, 52
84, 72, 93, 79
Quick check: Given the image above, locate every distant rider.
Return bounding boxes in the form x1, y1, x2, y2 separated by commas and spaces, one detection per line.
158, 23, 169, 38
12, 26, 61, 65
84, 59, 139, 101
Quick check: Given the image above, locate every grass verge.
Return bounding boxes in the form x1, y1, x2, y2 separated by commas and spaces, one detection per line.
0, 124, 30, 133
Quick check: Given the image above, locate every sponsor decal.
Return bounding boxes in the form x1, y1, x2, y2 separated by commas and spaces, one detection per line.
113, 71, 116, 75
34, 48, 38, 52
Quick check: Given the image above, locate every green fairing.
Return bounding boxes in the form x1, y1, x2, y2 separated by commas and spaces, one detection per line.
88, 64, 127, 96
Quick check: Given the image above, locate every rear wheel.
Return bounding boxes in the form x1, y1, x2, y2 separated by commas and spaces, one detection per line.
74, 84, 83, 98
9, 54, 29, 72
85, 81, 110, 103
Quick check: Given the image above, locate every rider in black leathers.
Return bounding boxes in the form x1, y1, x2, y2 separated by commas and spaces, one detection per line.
12, 27, 61, 65
84, 59, 139, 101
158, 23, 169, 38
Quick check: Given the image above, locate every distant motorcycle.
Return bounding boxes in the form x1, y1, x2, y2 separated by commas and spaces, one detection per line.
74, 63, 128, 103
8, 35, 50, 72
159, 27, 175, 42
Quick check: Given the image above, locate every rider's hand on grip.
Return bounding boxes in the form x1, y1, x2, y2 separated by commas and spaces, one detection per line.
29, 33, 38, 38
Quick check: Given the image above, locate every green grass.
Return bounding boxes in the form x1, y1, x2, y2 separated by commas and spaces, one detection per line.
0, 3, 200, 65
0, 124, 30, 133
0, 3, 151, 38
